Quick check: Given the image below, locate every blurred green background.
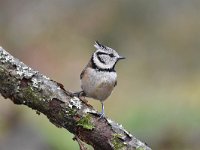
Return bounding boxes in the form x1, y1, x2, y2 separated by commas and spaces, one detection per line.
0, 0, 200, 150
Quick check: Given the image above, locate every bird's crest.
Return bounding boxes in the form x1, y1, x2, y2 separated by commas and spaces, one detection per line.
94, 41, 111, 51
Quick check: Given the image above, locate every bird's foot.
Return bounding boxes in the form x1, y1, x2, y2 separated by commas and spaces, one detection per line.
73, 91, 85, 97
98, 102, 105, 119
98, 111, 105, 119
73, 91, 88, 103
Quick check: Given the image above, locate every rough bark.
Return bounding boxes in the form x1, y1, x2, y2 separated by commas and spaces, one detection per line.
0, 47, 151, 150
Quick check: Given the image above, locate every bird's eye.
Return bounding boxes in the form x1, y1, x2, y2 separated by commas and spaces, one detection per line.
109, 53, 115, 57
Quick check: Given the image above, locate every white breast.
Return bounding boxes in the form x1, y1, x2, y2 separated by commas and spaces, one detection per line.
81, 68, 117, 101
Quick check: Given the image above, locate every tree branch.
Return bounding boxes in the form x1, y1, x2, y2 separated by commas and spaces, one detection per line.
0, 47, 151, 150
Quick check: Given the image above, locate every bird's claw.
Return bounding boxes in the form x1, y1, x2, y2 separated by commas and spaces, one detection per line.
98, 111, 105, 119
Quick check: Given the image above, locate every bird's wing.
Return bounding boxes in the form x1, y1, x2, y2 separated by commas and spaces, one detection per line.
114, 80, 117, 87
80, 68, 85, 79
80, 60, 93, 79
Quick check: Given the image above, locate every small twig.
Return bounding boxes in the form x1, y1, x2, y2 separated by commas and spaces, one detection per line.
73, 135, 88, 150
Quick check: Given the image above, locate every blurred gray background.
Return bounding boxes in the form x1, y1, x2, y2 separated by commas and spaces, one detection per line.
0, 0, 200, 150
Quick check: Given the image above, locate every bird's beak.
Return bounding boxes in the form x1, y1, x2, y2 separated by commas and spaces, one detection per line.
118, 56, 126, 60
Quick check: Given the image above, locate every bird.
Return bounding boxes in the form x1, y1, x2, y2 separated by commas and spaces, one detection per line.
76, 41, 125, 118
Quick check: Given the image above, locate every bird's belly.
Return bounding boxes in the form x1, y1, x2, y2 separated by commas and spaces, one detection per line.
91, 82, 114, 100
81, 69, 117, 101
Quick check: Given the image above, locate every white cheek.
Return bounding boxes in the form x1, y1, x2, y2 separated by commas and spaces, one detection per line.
94, 55, 114, 69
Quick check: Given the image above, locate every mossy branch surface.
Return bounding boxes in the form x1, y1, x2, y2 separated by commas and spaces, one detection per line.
0, 47, 151, 150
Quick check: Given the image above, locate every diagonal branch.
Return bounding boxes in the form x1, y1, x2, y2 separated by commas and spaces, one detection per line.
0, 47, 151, 150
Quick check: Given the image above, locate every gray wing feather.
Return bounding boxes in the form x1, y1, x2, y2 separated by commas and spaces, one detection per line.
114, 80, 117, 87
80, 60, 92, 79
80, 69, 85, 79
